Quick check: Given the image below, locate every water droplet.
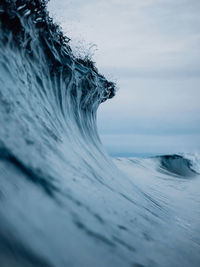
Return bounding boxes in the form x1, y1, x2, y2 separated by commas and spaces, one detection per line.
23, 9, 31, 17
17, 4, 26, 11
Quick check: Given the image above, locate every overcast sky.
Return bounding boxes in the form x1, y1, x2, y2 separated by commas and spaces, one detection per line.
48, 0, 200, 156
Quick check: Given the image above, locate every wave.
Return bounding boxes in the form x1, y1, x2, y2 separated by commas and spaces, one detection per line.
115, 153, 200, 179
156, 154, 200, 178
0, 0, 116, 197
0, 1, 200, 267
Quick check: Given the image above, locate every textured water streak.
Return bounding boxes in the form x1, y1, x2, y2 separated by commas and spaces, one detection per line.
0, 1, 200, 267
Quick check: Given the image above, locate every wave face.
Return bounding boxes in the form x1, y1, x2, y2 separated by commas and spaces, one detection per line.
0, 1, 200, 267
156, 154, 200, 177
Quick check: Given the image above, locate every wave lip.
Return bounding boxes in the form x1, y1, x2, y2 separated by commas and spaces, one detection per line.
156, 154, 199, 178
0, 0, 116, 113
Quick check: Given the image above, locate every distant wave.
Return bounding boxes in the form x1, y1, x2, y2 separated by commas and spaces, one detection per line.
115, 153, 200, 179
156, 154, 200, 178
0, 1, 200, 267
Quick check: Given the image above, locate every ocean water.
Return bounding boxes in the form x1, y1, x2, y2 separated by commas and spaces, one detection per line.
0, 1, 200, 267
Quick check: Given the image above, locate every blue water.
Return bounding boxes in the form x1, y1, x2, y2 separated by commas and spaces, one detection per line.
0, 1, 200, 266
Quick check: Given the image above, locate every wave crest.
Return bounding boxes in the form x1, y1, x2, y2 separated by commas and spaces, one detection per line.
157, 154, 199, 177
0, 0, 115, 112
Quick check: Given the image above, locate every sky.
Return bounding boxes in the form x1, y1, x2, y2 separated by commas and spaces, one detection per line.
48, 0, 200, 156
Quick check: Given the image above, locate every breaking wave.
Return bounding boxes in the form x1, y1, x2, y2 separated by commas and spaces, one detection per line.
156, 154, 200, 177
0, 1, 200, 267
